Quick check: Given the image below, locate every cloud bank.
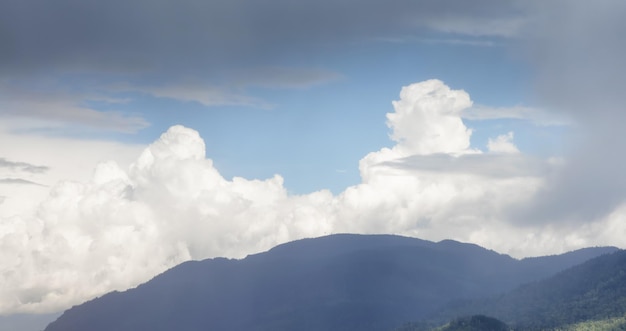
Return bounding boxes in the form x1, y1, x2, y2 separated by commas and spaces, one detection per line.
2, 80, 625, 315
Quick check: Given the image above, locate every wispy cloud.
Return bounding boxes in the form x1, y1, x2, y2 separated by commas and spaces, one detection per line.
374, 36, 498, 47
107, 66, 342, 108
0, 178, 46, 186
126, 83, 273, 109
424, 16, 527, 38
0, 81, 149, 134
229, 67, 344, 89
463, 105, 573, 126
0, 158, 49, 174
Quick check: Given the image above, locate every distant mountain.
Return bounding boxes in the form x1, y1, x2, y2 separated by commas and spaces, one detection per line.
428, 249, 626, 330
44, 234, 617, 331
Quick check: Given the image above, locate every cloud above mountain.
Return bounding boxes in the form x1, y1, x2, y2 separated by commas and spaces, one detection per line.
2, 80, 624, 315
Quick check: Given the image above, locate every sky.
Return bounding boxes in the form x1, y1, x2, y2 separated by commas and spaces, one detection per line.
1, 0, 626, 321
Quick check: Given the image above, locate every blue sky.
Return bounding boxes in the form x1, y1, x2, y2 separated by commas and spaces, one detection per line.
44, 33, 537, 194
1, 0, 626, 325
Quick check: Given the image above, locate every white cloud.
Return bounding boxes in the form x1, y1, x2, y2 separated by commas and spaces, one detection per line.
387, 79, 474, 156
487, 132, 520, 153
0, 125, 143, 218
359, 79, 479, 183
0, 80, 622, 316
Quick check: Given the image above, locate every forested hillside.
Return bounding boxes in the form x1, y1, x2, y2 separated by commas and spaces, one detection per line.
414, 250, 626, 330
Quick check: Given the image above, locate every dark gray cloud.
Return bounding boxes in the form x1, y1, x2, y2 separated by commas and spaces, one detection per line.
0, 158, 49, 174
0, 0, 528, 129
0, 0, 525, 77
513, 0, 626, 223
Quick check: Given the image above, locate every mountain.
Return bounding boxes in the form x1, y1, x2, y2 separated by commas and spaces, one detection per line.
427, 249, 626, 330
44, 234, 617, 331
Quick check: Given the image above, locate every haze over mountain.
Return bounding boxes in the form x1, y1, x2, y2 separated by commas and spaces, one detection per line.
44, 234, 618, 331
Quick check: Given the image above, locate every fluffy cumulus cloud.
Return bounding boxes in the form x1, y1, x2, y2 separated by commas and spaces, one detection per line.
387, 80, 473, 156
2, 80, 626, 315
359, 80, 478, 183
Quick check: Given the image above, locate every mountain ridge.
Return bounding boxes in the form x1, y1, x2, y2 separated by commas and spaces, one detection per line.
44, 234, 619, 331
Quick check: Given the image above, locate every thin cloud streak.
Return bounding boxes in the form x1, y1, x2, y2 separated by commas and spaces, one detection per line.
0, 178, 47, 187
463, 105, 572, 126
0, 158, 49, 174
0, 81, 149, 134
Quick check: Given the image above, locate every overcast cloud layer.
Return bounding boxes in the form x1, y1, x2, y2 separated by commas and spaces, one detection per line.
0, 0, 524, 74
0, 0, 527, 133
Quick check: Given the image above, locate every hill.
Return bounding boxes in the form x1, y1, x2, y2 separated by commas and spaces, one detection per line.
44, 234, 617, 331
429, 249, 626, 330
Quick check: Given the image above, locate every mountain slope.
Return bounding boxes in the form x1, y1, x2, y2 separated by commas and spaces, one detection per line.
496, 249, 626, 330
431, 249, 626, 330
44, 234, 617, 331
